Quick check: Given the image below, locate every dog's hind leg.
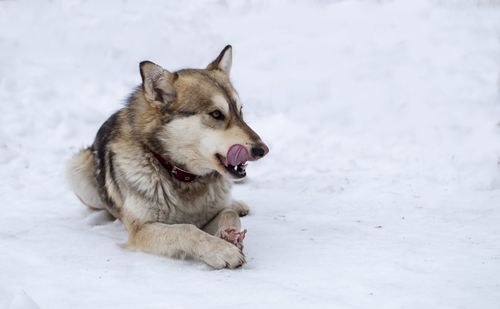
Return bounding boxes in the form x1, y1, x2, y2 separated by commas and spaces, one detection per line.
66, 148, 106, 210
231, 200, 250, 217
203, 209, 246, 250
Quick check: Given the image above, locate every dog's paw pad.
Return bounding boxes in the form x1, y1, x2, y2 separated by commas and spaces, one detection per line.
220, 228, 246, 250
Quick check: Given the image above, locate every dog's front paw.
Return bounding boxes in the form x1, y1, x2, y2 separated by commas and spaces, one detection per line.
201, 238, 245, 269
232, 200, 250, 217
220, 227, 246, 250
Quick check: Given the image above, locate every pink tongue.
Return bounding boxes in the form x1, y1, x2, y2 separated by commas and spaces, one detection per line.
226, 144, 249, 166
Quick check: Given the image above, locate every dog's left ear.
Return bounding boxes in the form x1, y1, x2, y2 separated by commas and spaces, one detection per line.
139, 61, 177, 104
206, 45, 232, 75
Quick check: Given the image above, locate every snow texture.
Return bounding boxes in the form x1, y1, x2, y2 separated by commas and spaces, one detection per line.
1, 0, 500, 308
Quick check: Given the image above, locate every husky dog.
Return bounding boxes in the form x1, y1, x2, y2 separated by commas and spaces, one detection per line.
66, 46, 268, 269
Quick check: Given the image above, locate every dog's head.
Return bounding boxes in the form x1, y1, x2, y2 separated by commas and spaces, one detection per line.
139, 45, 268, 179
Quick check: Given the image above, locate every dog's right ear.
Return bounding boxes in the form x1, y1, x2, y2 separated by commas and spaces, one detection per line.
206, 45, 232, 75
139, 61, 177, 104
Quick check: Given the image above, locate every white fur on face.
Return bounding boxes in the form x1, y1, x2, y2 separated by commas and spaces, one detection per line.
212, 92, 242, 116
161, 115, 253, 176
211, 95, 230, 116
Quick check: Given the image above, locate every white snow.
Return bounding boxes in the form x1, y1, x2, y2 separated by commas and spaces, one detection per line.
1, 0, 500, 308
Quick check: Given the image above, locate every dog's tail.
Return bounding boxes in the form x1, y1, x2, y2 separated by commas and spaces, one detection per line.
66, 147, 106, 210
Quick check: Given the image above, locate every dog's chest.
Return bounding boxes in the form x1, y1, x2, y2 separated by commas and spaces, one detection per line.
155, 177, 231, 227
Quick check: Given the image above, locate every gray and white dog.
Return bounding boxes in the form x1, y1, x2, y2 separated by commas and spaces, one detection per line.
66, 46, 269, 269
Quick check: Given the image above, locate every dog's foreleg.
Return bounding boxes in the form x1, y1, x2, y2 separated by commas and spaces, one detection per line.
203, 209, 246, 250
127, 222, 245, 269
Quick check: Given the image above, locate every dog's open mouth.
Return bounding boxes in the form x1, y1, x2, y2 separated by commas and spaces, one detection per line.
216, 144, 249, 179
216, 154, 247, 178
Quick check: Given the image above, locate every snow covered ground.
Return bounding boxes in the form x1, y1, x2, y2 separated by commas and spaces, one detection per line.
1, 0, 500, 308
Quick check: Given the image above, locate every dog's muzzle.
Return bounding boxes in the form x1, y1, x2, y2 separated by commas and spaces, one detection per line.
216, 143, 268, 179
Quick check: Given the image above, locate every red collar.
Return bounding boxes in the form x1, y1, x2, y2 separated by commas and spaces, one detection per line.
150, 151, 199, 183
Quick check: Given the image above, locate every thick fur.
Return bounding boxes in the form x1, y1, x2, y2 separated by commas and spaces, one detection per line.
66, 46, 267, 269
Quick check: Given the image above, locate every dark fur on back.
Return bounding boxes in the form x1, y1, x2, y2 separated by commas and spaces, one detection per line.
91, 111, 120, 210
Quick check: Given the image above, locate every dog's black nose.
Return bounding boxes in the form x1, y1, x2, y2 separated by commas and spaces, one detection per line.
251, 143, 269, 159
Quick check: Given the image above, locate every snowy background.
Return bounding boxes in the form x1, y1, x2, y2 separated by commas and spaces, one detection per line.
1, 0, 500, 308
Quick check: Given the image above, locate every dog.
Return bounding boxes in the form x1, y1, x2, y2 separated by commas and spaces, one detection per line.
66, 45, 268, 269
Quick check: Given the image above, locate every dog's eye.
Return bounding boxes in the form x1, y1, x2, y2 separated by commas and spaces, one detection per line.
209, 110, 225, 121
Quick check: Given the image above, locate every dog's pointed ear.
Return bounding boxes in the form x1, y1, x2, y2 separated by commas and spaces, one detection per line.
139, 61, 177, 104
206, 45, 232, 75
